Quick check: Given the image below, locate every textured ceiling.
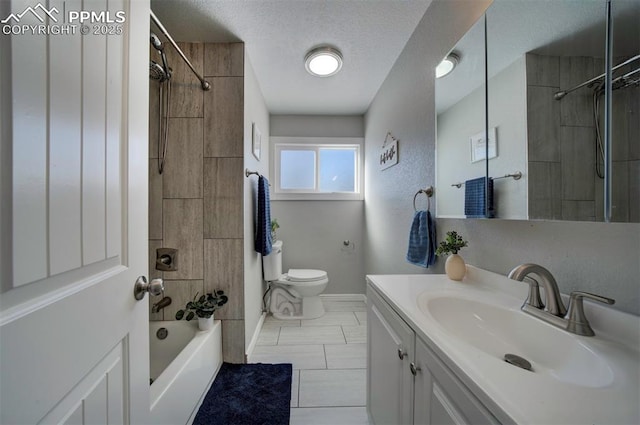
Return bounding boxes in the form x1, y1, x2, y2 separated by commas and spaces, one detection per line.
150, 0, 433, 115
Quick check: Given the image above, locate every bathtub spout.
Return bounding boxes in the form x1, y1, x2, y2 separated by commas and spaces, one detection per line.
152, 296, 172, 313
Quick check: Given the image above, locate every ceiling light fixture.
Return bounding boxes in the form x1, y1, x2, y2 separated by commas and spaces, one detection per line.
436, 53, 460, 78
304, 46, 343, 77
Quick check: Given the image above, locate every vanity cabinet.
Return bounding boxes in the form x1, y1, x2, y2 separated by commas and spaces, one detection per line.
367, 284, 500, 425
367, 284, 415, 424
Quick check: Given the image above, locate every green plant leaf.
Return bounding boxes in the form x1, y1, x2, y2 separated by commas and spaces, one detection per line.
186, 311, 195, 321
175, 310, 184, 320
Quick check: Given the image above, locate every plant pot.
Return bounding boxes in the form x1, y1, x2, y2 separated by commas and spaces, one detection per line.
197, 316, 213, 331
445, 254, 466, 281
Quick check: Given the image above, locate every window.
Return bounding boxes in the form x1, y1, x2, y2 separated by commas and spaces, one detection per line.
272, 138, 363, 200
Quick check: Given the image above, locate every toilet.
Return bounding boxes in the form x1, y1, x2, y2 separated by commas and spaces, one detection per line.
263, 240, 328, 320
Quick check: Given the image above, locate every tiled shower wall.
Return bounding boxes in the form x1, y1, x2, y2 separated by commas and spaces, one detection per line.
526, 53, 639, 222
149, 42, 246, 362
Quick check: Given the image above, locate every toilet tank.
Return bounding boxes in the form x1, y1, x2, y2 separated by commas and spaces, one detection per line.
263, 240, 283, 281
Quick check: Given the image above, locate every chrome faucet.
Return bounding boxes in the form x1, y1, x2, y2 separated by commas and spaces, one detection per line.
508, 263, 614, 336
508, 263, 567, 316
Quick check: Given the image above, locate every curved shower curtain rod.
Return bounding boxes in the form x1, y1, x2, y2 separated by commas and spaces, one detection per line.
150, 10, 211, 91
554, 54, 639, 100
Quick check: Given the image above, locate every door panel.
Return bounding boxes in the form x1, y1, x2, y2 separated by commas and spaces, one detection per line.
367, 286, 415, 425
0, 0, 150, 423
39, 342, 125, 424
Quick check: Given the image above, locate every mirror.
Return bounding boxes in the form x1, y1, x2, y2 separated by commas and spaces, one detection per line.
609, 0, 640, 223
435, 17, 487, 219
436, 0, 639, 223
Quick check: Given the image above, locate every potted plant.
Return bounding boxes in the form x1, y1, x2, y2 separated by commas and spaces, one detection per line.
271, 218, 280, 242
175, 291, 228, 331
436, 231, 469, 281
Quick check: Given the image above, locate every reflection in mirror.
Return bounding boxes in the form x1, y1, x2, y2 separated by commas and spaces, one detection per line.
435, 17, 487, 219
486, 0, 639, 222
436, 0, 639, 222
611, 0, 639, 222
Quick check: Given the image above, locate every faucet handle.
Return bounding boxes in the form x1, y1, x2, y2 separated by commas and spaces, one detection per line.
566, 291, 615, 336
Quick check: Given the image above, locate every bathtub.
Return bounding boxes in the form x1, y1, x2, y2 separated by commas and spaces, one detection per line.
149, 320, 222, 425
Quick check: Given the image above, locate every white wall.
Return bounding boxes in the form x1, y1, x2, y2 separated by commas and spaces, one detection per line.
243, 55, 270, 351
364, 0, 640, 315
270, 115, 366, 294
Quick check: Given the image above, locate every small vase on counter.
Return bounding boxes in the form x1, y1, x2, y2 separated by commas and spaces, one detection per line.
436, 231, 469, 281
445, 254, 466, 281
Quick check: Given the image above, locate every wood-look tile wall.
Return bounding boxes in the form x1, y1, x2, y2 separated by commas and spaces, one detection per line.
526, 53, 639, 222
149, 42, 246, 362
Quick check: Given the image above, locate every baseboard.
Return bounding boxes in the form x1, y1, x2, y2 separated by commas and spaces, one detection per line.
320, 293, 367, 303
245, 312, 267, 362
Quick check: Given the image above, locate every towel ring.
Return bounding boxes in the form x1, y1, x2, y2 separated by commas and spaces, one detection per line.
413, 186, 434, 211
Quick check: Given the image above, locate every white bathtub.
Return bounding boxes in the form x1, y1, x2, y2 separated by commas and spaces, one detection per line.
149, 320, 222, 425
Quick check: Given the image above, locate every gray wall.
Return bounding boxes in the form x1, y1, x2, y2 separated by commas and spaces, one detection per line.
364, 0, 492, 275
438, 56, 527, 219
526, 53, 640, 222
270, 115, 366, 294
243, 54, 270, 352
363, 0, 639, 315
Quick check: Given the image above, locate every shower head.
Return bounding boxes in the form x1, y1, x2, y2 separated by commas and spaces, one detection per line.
150, 32, 164, 51
149, 31, 172, 81
150, 60, 169, 82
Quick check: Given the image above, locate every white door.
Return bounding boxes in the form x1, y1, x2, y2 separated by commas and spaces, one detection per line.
0, 1, 151, 424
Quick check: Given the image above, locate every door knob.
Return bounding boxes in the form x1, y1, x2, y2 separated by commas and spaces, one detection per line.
133, 276, 164, 300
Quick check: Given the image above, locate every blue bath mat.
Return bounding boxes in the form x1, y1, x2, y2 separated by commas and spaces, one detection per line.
193, 362, 292, 425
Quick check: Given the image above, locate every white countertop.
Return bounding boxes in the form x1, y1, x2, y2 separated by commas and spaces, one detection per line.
366, 266, 640, 425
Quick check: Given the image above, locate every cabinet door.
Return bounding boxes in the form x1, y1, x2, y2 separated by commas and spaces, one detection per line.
414, 337, 501, 425
367, 286, 415, 425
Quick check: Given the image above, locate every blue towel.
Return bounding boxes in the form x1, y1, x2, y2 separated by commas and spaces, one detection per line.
464, 177, 495, 218
406, 210, 437, 268
255, 176, 273, 256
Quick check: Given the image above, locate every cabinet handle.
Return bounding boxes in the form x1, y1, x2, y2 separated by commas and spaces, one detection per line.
397, 347, 407, 360
410, 362, 421, 376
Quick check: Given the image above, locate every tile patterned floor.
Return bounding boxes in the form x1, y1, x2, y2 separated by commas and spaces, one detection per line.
249, 300, 371, 425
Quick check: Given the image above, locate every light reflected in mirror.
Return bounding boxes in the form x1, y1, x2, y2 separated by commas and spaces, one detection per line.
436, 0, 639, 222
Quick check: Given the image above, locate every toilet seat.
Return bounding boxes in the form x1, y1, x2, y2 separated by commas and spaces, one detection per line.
286, 269, 327, 282
275, 269, 328, 286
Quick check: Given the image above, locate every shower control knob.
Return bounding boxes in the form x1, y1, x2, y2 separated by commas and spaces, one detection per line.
133, 276, 165, 301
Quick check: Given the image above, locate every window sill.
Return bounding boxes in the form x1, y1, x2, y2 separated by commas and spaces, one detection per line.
271, 193, 364, 201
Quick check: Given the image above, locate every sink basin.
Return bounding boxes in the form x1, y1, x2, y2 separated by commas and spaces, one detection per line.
419, 295, 614, 388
